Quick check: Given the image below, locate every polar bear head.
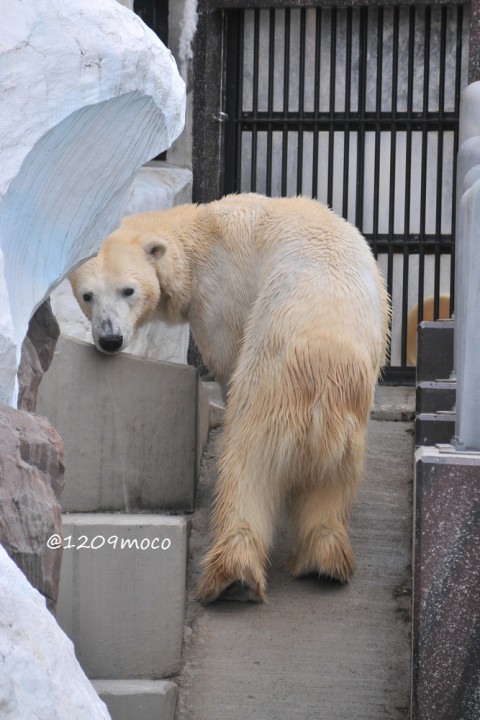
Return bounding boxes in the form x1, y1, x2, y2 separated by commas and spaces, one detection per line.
70, 228, 167, 354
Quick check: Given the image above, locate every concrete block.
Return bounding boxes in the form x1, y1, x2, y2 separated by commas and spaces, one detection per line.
416, 320, 454, 382
92, 680, 177, 720
57, 514, 188, 679
37, 336, 197, 512
415, 412, 456, 447
416, 381, 456, 414
413, 447, 480, 719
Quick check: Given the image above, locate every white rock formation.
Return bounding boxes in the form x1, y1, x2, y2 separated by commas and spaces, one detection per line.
0, 0, 185, 405
0, 544, 111, 719
51, 163, 192, 363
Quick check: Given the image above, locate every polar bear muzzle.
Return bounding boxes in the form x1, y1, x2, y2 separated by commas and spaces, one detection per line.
96, 318, 125, 354
98, 333, 123, 353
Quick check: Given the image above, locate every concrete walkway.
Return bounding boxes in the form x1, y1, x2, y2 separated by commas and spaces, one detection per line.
175, 388, 414, 720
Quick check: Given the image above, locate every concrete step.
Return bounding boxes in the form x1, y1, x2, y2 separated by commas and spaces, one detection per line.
57, 513, 188, 679
37, 335, 200, 513
92, 680, 177, 720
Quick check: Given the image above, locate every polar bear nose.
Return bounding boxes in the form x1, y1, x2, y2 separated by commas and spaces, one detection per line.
98, 334, 123, 353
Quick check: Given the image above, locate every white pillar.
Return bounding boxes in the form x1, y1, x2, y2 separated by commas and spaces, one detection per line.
454, 82, 480, 450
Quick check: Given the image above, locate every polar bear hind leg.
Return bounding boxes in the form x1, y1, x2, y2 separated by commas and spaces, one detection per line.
197, 290, 376, 602
286, 359, 371, 582
197, 343, 298, 603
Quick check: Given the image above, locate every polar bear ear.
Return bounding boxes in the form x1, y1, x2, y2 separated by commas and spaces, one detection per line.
142, 235, 167, 260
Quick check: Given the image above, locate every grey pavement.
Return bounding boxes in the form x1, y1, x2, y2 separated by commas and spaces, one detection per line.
175, 388, 414, 720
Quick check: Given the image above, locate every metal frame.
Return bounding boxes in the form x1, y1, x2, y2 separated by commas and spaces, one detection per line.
193, 0, 480, 383
194, 0, 480, 199
193, 7, 227, 202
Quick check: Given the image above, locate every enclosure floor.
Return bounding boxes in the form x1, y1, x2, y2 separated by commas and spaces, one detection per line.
175, 390, 414, 720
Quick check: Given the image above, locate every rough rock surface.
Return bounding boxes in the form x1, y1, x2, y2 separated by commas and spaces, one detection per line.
0, 0, 185, 406
0, 544, 111, 719
17, 299, 60, 413
0, 403, 64, 610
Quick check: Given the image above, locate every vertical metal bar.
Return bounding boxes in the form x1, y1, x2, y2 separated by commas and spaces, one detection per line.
327, 8, 337, 208
224, 8, 244, 194
236, 11, 245, 193
312, 9, 321, 199
387, 6, 399, 366
297, 8, 306, 195
250, 9, 260, 193
417, 6, 431, 327
281, 8, 290, 197
434, 6, 447, 320
451, 4, 464, 318
373, 8, 383, 241
355, 7, 368, 232
342, 9, 352, 220
266, 8, 275, 197
192, 7, 226, 203
401, 7, 412, 367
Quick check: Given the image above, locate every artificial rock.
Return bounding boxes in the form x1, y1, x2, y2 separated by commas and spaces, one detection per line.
0, 403, 64, 610
0, 544, 111, 719
0, 0, 185, 406
17, 299, 60, 413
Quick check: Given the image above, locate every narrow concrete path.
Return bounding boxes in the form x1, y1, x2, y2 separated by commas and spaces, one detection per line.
176, 389, 414, 720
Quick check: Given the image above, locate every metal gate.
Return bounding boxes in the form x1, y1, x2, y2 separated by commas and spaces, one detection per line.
194, 0, 477, 381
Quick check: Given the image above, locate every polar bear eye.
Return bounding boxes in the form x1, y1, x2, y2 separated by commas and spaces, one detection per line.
122, 288, 135, 298
83, 292, 93, 303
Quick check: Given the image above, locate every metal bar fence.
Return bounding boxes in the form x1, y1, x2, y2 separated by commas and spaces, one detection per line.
224, 4, 469, 379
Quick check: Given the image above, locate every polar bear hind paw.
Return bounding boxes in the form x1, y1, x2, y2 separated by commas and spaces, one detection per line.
197, 529, 267, 604
197, 565, 265, 604
286, 528, 355, 584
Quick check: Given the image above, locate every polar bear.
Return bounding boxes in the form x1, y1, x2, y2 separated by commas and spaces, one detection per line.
70, 194, 390, 603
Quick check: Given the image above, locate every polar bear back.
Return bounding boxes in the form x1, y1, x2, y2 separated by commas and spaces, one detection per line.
188, 195, 389, 383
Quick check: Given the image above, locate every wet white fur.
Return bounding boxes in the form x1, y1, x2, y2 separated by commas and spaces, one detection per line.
71, 194, 390, 602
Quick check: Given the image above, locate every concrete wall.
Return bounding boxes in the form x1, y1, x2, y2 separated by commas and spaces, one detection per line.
37, 336, 198, 512
57, 514, 189, 679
